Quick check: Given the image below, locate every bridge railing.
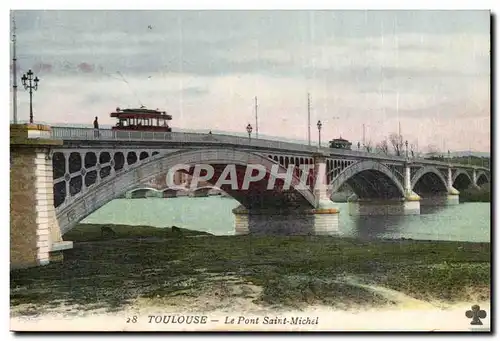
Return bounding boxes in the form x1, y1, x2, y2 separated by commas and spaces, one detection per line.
51, 127, 116, 140
49, 127, 489, 171
50, 127, 404, 160
51, 126, 327, 153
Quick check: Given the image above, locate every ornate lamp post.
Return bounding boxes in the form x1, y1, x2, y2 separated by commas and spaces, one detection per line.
21, 69, 39, 124
317, 120, 322, 148
357, 141, 361, 151
405, 140, 409, 159
246, 123, 253, 140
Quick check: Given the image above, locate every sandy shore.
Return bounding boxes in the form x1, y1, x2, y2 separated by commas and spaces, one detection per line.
11, 280, 491, 332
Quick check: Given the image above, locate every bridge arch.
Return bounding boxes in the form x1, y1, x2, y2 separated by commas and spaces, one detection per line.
131, 184, 224, 195
56, 149, 316, 234
161, 185, 227, 196
411, 166, 448, 194
189, 185, 224, 192
476, 171, 490, 186
452, 169, 473, 191
126, 187, 163, 198
328, 160, 405, 199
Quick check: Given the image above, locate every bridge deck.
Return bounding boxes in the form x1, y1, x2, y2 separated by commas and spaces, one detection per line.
46, 126, 488, 171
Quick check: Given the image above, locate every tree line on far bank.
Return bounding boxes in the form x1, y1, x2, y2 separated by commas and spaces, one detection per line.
459, 184, 490, 203
356, 133, 489, 168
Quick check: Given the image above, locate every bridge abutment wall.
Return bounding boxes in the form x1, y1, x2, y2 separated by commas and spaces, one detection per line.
10, 124, 73, 270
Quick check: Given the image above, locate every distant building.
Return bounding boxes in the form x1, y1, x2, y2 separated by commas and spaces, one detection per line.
329, 137, 352, 150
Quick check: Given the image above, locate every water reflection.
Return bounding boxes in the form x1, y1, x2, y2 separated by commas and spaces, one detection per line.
349, 215, 406, 241
248, 215, 316, 236
82, 198, 490, 243
247, 214, 341, 236
420, 205, 447, 215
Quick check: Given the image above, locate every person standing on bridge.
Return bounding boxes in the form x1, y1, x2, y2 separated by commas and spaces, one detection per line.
93, 116, 100, 138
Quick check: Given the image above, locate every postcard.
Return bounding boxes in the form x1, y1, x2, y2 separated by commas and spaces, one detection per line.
9, 8, 491, 332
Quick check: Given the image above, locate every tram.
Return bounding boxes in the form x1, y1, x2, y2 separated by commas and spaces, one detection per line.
329, 137, 352, 150
110, 106, 173, 132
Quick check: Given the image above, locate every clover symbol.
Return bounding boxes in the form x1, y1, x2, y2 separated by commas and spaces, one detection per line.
465, 305, 487, 325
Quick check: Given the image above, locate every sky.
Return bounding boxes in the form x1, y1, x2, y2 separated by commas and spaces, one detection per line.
9, 10, 491, 152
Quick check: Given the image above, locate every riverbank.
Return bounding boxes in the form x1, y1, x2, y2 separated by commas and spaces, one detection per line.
11, 223, 490, 318
459, 185, 490, 203
59, 223, 213, 242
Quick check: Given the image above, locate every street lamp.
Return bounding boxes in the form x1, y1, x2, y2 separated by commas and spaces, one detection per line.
357, 141, 361, 151
317, 120, 322, 147
448, 150, 451, 165
405, 140, 409, 159
246, 123, 253, 140
21, 69, 39, 124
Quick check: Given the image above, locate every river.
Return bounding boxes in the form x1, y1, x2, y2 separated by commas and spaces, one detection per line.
80, 197, 490, 243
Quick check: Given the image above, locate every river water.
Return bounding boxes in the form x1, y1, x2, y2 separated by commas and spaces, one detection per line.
81, 197, 490, 243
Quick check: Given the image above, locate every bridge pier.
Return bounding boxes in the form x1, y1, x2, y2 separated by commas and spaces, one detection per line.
233, 205, 340, 236
233, 152, 340, 235
347, 197, 420, 216
446, 167, 460, 204
403, 164, 422, 214
10, 124, 73, 270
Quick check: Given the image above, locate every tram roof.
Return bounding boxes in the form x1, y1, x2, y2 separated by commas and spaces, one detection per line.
330, 137, 351, 143
110, 108, 172, 120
